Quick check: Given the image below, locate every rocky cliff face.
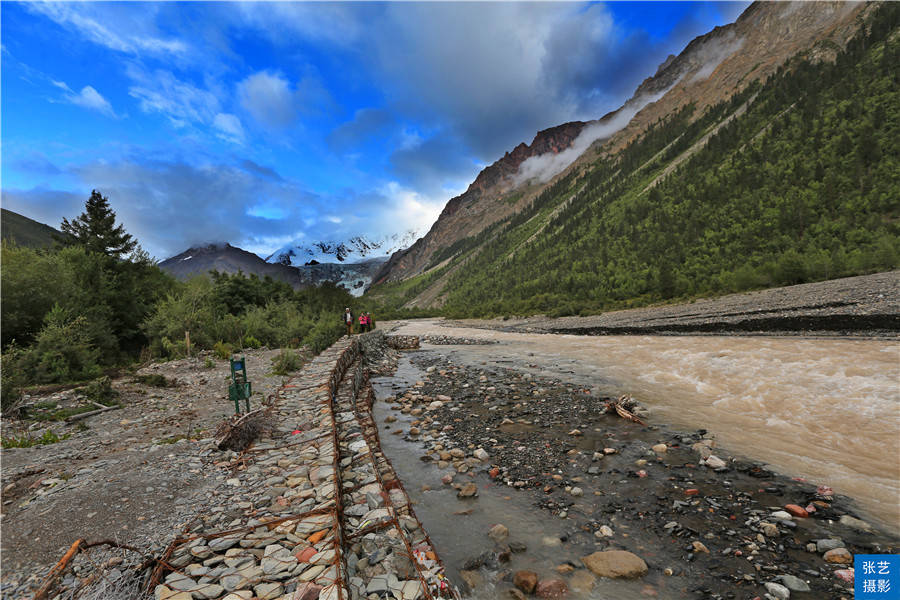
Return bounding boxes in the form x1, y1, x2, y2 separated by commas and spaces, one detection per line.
373, 121, 588, 284
373, 1, 872, 290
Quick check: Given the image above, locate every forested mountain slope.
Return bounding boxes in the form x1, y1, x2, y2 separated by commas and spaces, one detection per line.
369, 3, 899, 317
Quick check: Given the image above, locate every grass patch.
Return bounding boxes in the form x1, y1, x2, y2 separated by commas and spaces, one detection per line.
1, 429, 70, 448
270, 349, 303, 376
31, 405, 95, 421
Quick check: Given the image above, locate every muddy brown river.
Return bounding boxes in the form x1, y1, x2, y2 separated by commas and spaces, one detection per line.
389, 319, 900, 534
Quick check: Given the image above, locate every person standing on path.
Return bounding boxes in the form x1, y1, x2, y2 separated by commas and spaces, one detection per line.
359, 312, 367, 333
343, 307, 354, 336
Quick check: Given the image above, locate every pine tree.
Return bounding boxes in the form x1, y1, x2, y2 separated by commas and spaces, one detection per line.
60, 190, 136, 258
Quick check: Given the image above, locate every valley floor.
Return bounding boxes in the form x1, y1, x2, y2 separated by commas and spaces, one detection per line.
449, 270, 900, 338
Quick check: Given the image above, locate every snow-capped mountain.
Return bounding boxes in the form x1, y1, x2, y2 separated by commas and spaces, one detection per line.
265, 230, 421, 267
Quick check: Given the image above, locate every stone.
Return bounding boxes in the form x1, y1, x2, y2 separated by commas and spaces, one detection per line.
568, 429, 583, 436
488, 523, 509, 542
778, 575, 810, 592
703, 455, 727, 469
761, 522, 778, 537
441, 474, 454, 485
834, 569, 854, 584
652, 444, 667, 454
509, 589, 527, 600
427, 401, 443, 411
261, 545, 297, 575
473, 448, 489, 461
536, 579, 568, 599
595, 526, 614, 538
193, 584, 224, 599
784, 504, 808, 518
460, 570, 483, 590
222, 593, 253, 600
569, 570, 596, 593
815, 538, 843, 553
513, 570, 538, 594
692, 541, 709, 554
824, 548, 852, 564
570, 487, 583, 497
764, 582, 790, 600
839, 515, 872, 532
581, 551, 648, 579
292, 582, 322, 600
457, 482, 478, 498
401, 580, 423, 600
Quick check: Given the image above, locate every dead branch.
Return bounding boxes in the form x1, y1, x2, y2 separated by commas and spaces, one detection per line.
34, 538, 83, 600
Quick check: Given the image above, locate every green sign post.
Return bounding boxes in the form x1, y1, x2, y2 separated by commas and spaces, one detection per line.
228, 355, 252, 414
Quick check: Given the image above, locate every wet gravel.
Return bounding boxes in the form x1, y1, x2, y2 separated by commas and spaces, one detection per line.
453, 270, 900, 337
379, 348, 898, 599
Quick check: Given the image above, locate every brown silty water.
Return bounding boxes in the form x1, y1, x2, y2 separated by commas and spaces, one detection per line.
391, 319, 900, 534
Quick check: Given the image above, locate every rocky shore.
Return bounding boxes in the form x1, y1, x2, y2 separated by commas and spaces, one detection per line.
451, 271, 900, 337
374, 346, 898, 599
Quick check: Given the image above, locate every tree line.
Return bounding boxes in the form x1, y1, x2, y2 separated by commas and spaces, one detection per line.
1, 191, 357, 410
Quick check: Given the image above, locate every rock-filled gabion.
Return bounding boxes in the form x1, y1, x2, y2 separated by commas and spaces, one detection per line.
153, 336, 456, 600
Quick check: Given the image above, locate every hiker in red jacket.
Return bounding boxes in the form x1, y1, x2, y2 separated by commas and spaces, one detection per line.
359, 312, 367, 333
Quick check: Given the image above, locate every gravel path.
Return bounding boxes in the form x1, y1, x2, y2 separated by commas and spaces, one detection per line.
452, 270, 900, 337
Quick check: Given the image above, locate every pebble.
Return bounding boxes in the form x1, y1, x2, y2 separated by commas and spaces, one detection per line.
764, 581, 790, 600
823, 547, 852, 564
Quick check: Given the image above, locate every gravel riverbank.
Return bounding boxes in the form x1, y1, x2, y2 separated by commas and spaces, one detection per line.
375, 347, 898, 599
451, 271, 900, 337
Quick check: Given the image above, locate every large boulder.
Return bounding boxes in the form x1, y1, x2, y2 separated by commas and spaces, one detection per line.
581, 551, 648, 579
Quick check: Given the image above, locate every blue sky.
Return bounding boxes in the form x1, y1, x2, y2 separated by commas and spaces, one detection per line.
1, 1, 748, 259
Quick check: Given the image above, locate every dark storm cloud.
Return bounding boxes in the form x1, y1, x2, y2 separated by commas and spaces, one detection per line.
389, 135, 479, 195
327, 108, 394, 153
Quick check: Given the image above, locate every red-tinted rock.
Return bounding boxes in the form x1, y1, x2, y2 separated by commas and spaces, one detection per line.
293, 582, 322, 600
513, 571, 538, 594
536, 579, 568, 599
295, 546, 317, 563
489, 467, 501, 478
784, 504, 809, 518
684, 489, 699, 496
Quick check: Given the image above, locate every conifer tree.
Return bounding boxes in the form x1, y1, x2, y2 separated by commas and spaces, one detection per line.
60, 190, 136, 258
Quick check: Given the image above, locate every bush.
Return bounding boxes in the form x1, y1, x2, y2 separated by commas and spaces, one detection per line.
243, 335, 262, 349
12, 309, 102, 385
81, 376, 119, 406
213, 341, 233, 360
271, 349, 303, 375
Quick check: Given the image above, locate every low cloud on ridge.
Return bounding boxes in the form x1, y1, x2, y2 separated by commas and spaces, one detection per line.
513, 88, 671, 186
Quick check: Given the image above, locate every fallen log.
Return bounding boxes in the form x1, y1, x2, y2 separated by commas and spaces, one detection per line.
66, 403, 121, 422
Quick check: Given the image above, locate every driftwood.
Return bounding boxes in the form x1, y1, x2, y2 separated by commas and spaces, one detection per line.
34, 538, 83, 600
214, 407, 266, 451
66, 404, 121, 422
33, 539, 141, 600
608, 394, 648, 426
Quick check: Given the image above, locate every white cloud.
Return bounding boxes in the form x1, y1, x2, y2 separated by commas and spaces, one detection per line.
52, 80, 117, 118
127, 66, 220, 127
213, 113, 245, 144
27, 2, 187, 58
513, 87, 673, 185
237, 71, 298, 129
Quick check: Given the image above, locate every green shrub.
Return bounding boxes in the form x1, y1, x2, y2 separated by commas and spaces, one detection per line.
81, 376, 119, 406
271, 349, 303, 375
10, 309, 102, 385
204, 357, 215, 369
213, 341, 233, 360
243, 335, 262, 349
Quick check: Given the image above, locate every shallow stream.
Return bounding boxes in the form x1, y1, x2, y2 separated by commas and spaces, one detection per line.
389, 320, 900, 535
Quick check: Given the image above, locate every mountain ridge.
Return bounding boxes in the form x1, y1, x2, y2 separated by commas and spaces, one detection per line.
368, 0, 898, 313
